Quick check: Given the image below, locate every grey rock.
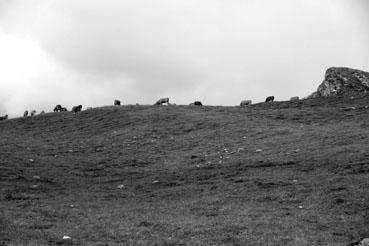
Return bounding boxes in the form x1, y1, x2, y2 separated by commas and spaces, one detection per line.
314, 67, 369, 97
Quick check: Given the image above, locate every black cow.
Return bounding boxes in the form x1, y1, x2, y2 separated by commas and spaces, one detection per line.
114, 100, 121, 106
54, 105, 62, 112
0, 114, 8, 121
23, 110, 28, 117
265, 96, 275, 102
193, 101, 203, 106
72, 105, 82, 113
60, 107, 67, 112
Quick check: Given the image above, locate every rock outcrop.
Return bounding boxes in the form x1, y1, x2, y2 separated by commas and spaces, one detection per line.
311, 67, 369, 97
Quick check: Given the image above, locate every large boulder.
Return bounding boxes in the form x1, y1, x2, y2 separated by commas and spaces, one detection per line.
312, 67, 369, 97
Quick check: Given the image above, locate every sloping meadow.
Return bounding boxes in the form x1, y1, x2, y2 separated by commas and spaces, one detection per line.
1, 97, 369, 245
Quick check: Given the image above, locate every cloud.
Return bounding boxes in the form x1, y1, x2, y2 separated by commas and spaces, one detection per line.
0, 27, 137, 117
0, 0, 369, 116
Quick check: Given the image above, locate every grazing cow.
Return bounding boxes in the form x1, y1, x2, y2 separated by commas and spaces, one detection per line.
189, 101, 202, 106
0, 114, 8, 121
154, 97, 170, 105
60, 107, 67, 112
54, 105, 62, 112
240, 100, 252, 107
114, 100, 121, 106
23, 110, 28, 117
290, 96, 299, 101
72, 105, 82, 113
30, 110, 36, 116
265, 96, 275, 103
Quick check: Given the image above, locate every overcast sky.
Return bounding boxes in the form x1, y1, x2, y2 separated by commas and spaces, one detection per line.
0, 0, 369, 117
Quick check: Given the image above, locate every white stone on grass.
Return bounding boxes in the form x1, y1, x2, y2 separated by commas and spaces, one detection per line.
358, 238, 369, 246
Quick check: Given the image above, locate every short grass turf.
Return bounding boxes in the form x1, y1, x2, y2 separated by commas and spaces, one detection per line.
1, 95, 369, 245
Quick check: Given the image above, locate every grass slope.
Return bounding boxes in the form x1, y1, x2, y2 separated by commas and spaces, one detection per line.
1, 96, 369, 245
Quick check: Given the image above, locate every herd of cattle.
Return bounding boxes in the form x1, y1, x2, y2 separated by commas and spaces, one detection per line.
0, 96, 300, 121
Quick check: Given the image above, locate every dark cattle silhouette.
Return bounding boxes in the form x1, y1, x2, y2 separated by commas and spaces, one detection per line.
54, 105, 62, 112
23, 110, 28, 117
114, 100, 121, 106
60, 107, 67, 112
191, 101, 202, 106
240, 100, 252, 107
30, 110, 36, 116
0, 114, 8, 121
265, 96, 275, 102
72, 105, 82, 113
155, 97, 170, 105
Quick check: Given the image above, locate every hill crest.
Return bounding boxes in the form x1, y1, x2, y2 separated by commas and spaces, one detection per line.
2, 98, 369, 245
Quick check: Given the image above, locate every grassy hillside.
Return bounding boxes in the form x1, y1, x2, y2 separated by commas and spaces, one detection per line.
1, 96, 369, 245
